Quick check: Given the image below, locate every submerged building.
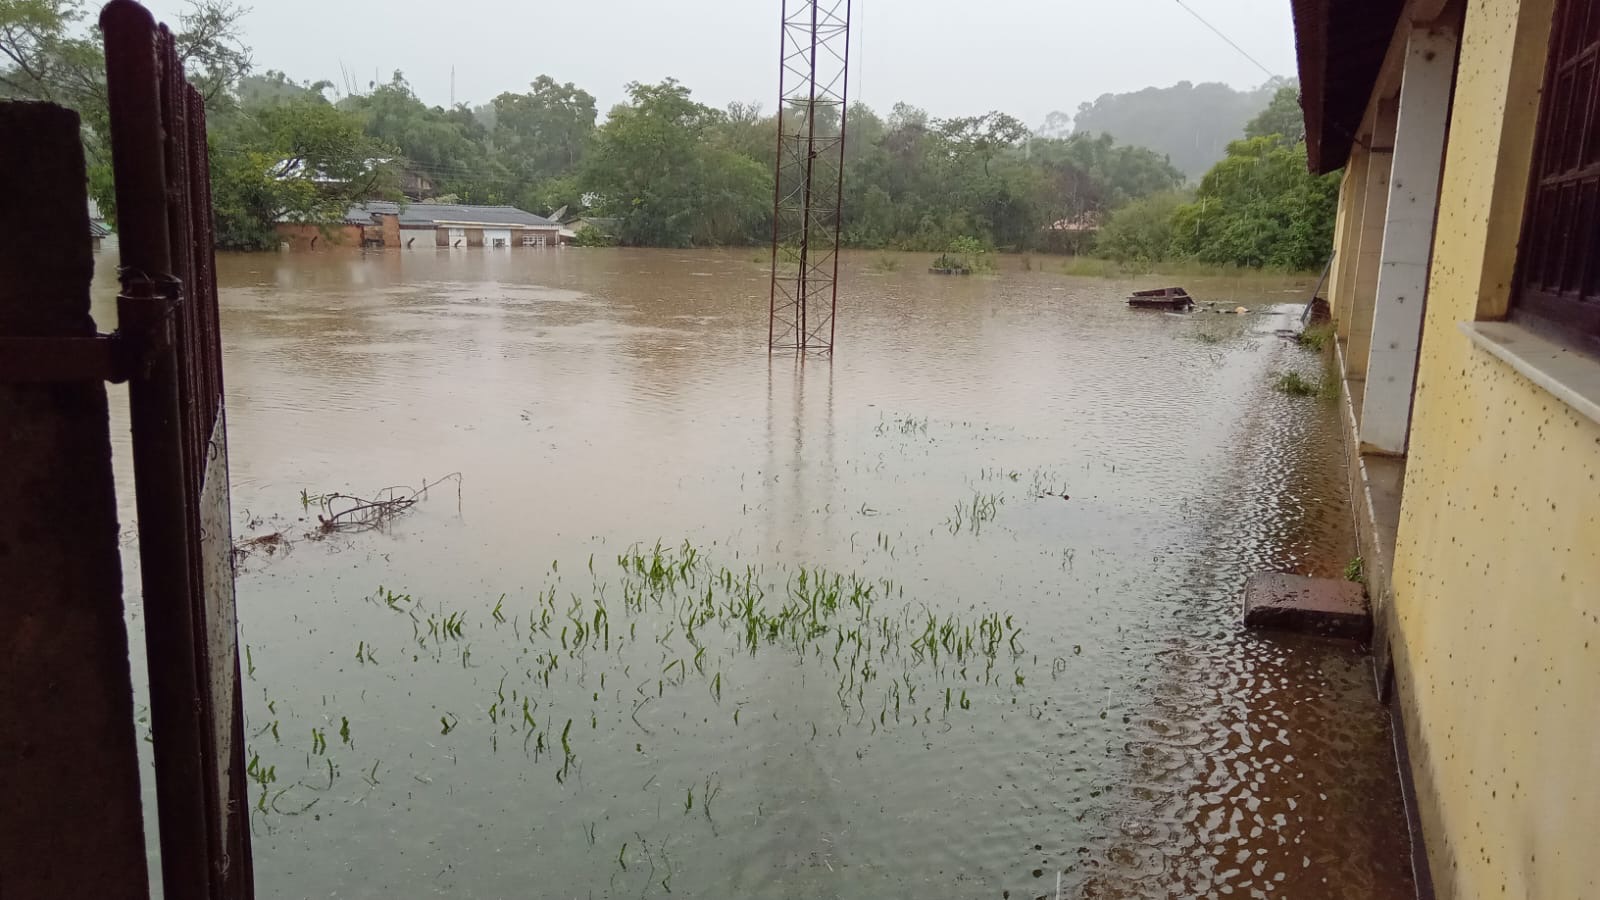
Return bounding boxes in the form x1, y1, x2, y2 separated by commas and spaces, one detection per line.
276, 202, 560, 250
1290, 0, 1599, 895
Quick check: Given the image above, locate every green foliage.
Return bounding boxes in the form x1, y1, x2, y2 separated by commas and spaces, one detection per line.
491, 75, 597, 189
4, 0, 258, 233
1273, 371, 1321, 397
1344, 556, 1366, 585
236, 69, 334, 108
1, 0, 251, 155
208, 97, 399, 249
1095, 190, 1187, 263
1, 2, 1238, 254
1298, 323, 1334, 351
0, 0, 105, 112
571, 225, 618, 247
931, 237, 994, 274
1245, 86, 1307, 146
948, 236, 995, 272
1071, 78, 1293, 178
1169, 136, 1339, 270
340, 72, 507, 203
582, 79, 770, 247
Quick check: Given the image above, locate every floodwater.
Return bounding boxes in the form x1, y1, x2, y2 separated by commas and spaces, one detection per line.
92, 248, 1414, 899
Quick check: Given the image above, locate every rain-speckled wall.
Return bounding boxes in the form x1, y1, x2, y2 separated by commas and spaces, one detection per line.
1340, 0, 1600, 897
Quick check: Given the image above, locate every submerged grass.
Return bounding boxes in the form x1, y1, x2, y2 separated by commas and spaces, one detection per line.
948, 493, 1003, 535
247, 540, 1033, 823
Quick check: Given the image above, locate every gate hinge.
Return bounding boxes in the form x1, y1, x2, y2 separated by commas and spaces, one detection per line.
0, 332, 136, 384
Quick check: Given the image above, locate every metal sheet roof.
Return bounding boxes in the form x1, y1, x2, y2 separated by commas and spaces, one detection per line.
348, 202, 555, 228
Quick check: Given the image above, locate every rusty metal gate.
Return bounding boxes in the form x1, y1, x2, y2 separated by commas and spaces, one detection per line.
101, 1, 253, 896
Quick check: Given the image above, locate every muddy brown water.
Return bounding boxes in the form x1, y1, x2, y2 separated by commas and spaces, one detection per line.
91, 248, 1413, 899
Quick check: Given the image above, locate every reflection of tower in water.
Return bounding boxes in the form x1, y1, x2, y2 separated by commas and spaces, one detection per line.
764, 355, 836, 562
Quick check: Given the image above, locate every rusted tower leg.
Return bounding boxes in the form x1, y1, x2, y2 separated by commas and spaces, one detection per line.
769, 0, 851, 354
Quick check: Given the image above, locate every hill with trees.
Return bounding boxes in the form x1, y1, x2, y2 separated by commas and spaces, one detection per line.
1067, 79, 1290, 179
1095, 85, 1338, 271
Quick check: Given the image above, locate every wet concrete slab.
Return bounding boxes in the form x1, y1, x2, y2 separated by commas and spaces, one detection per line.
1243, 572, 1372, 639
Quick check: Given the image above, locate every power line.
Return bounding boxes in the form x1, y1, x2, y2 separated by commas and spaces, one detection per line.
1171, 0, 1277, 81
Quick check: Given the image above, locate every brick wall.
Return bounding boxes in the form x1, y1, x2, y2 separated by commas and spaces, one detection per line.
274, 223, 362, 250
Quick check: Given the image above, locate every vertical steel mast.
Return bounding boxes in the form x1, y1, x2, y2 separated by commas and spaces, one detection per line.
769, 0, 851, 353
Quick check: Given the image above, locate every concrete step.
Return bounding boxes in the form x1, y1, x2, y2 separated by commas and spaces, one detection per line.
1242, 572, 1371, 640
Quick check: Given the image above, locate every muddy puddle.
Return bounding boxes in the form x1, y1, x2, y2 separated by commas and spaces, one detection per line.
91, 248, 1412, 898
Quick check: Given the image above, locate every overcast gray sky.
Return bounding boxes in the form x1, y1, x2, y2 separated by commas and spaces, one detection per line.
139, 0, 1296, 127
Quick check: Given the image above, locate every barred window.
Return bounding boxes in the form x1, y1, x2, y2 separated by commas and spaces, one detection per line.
1516, 0, 1600, 349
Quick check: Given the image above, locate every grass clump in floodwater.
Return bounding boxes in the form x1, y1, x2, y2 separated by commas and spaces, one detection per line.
1273, 371, 1322, 397
948, 492, 1003, 534
1344, 556, 1366, 585
1298, 323, 1335, 351
876, 414, 928, 436
870, 254, 902, 273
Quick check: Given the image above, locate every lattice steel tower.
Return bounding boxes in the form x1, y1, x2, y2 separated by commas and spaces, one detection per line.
768, 0, 851, 353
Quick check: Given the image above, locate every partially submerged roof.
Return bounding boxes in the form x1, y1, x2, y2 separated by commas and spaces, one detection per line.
1289, 0, 1406, 173
350, 202, 556, 228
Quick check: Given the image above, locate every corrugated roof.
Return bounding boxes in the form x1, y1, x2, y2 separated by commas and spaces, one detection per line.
349, 201, 555, 228
1289, 0, 1405, 174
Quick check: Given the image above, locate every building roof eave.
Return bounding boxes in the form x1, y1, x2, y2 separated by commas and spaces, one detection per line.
431, 220, 560, 229
1290, 0, 1407, 173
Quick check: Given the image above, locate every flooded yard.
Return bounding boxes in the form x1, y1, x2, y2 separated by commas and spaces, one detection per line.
94, 248, 1413, 898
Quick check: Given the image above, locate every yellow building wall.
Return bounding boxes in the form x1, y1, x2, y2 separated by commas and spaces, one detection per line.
1390, 0, 1600, 898
1329, 153, 1369, 338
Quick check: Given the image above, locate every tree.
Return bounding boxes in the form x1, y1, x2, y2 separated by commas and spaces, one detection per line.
341, 72, 508, 202
0, 0, 105, 112
169, 0, 251, 108
1095, 191, 1186, 263
1244, 85, 1306, 145
490, 75, 596, 189
209, 95, 398, 249
1027, 132, 1185, 235
1, 0, 250, 119
935, 111, 1029, 175
1169, 135, 1338, 269
582, 79, 770, 247
236, 69, 333, 108
3, 0, 250, 220
1036, 110, 1073, 139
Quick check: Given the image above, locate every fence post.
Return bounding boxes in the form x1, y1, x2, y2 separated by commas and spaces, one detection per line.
0, 102, 151, 899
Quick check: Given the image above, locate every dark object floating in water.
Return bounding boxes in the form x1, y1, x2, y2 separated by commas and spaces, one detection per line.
1127, 286, 1194, 310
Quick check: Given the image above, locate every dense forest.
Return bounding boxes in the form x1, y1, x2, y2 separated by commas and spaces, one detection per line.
2, 0, 1334, 269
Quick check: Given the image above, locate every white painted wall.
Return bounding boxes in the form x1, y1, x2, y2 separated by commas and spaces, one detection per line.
1363, 25, 1459, 455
